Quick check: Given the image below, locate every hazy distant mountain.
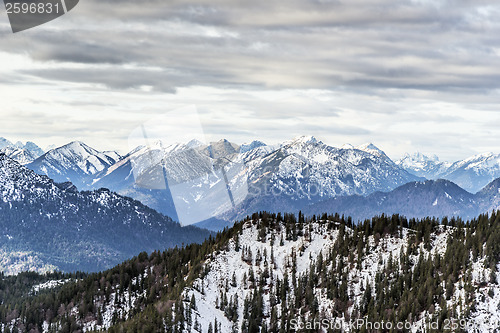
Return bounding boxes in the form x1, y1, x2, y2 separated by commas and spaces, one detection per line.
0, 137, 12, 150
15, 141, 45, 158
0, 138, 44, 164
200, 138, 240, 159
304, 178, 500, 222
240, 140, 266, 153
438, 153, 500, 193
396, 152, 451, 179
28, 141, 121, 189
93, 139, 245, 224
397, 151, 500, 193
0, 153, 210, 273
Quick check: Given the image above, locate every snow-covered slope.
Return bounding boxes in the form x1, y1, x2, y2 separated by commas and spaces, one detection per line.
92, 140, 223, 223
240, 140, 267, 153
226, 137, 422, 226
181, 219, 500, 333
2, 213, 499, 332
39, 215, 499, 332
15, 141, 45, 158
246, 136, 420, 198
0, 153, 210, 273
27, 141, 120, 189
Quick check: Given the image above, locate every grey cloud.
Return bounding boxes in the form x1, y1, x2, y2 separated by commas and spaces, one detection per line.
1, 0, 499, 95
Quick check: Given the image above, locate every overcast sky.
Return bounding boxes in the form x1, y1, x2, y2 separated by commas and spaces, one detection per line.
1, 0, 500, 161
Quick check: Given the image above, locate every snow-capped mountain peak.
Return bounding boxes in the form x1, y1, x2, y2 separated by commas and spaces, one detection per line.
396, 152, 450, 180
27, 141, 121, 189
290, 135, 320, 145
88, 136, 423, 226
340, 143, 355, 150
23, 141, 44, 158
440, 152, 500, 193
0, 138, 44, 164
49, 141, 120, 172
0, 137, 13, 150
240, 140, 267, 153
459, 152, 499, 169
0, 147, 37, 165
186, 139, 205, 149
355, 142, 387, 158
396, 152, 441, 170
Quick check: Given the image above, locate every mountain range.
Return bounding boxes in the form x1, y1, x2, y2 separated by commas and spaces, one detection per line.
2, 136, 500, 230
396, 151, 500, 192
0, 153, 210, 274
25, 137, 424, 228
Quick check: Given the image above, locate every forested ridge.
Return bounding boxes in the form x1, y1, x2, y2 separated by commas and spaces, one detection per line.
1, 210, 499, 332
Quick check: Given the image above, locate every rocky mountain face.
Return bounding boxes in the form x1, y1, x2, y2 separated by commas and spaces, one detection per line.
0, 154, 210, 273
17, 137, 500, 230
1, 212, 499, 332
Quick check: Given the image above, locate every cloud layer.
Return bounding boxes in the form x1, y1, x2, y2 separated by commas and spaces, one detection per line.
1, 0, 500, 160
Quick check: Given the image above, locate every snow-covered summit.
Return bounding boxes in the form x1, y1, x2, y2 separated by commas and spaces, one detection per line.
0, 146, 37, 165
14, 141, 44, 158
90, 136, 421, 225
355, 142, 387, 158
395, 152, 451, 180
240, 140, 266, 153
186, 139, 205, 149
0, 138, 44, 164
450, 152, 500, 172
241, 136, 420, 206
340, 143, 355, 150
440, 152, 500, 193
0, 137, 13, 150
27, 141, 121, 189
288, 135, 320, 145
